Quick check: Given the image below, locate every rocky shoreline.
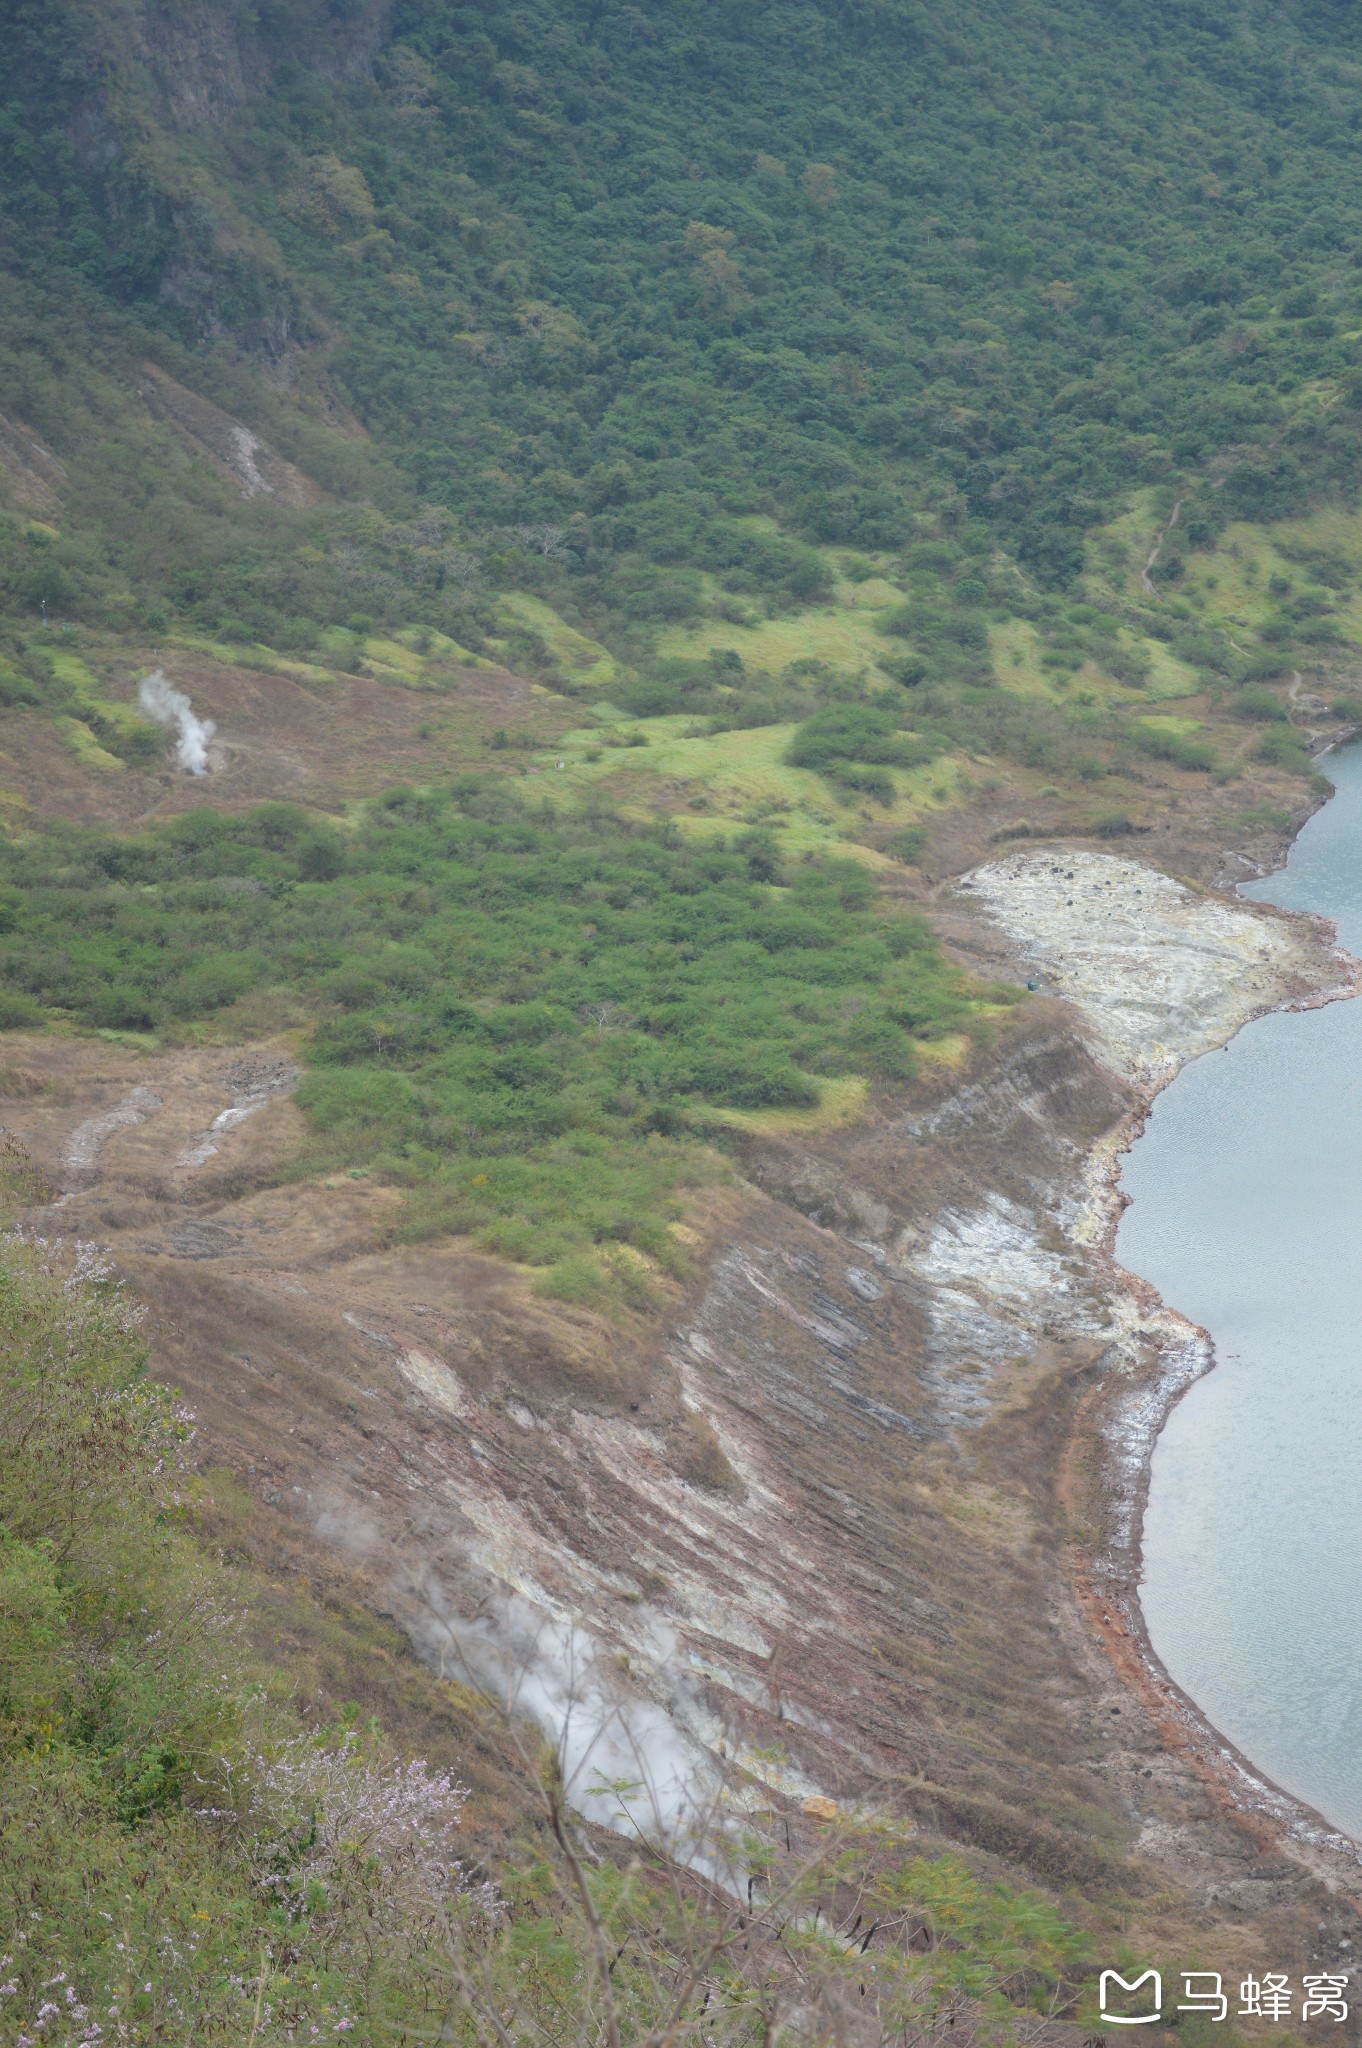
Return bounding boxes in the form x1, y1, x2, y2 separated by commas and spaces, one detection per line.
963, 839, 1362, 1897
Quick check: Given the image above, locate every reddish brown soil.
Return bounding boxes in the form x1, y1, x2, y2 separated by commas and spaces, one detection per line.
2, 1005, 1355, 1981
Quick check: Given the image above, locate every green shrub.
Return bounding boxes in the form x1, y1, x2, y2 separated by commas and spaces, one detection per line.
0, 990, 42, 1029
534, 1253, 612, 1306
88, 984, 159, 1031
885, 826, 927, 863
0, 802, 982, 1267
1232, 685, 1288, 723
829, 761, 896, 803
786, 703, 907, 768
1255, 725, 1314, 773
881, 651, 929, 688
785, 704, 940, 798
162, 951, 258, 1016
1128, 725, 1216, 772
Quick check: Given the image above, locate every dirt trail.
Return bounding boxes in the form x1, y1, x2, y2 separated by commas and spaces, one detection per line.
176, 1056, 296, 1168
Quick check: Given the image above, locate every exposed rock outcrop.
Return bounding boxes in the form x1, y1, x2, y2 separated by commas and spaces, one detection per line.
0, 414, 66, 515
958, 847, 1336, 1085
133, 0, 394, 129
136, 364, 320, 504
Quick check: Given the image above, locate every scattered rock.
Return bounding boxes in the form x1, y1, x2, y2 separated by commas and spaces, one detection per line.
959, 848, 1342, 1085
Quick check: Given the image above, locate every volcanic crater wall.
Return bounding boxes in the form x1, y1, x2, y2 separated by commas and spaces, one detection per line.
4, 848, 1356, 1959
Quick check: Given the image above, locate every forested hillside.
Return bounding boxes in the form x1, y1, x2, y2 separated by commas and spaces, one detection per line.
7, 0, 1362, 652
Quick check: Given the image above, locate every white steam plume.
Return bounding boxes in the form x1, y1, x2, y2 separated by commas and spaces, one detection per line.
138, 669, 216, 774
309, 1499, 743, 1880
409, 1581, 737, 1878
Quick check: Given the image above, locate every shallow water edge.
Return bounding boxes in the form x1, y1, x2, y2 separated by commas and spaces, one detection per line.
1077, 760, 1362, 1885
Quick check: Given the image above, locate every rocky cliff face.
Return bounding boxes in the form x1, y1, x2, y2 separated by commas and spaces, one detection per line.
131, 0, 393, 129
13, 0, 394, 353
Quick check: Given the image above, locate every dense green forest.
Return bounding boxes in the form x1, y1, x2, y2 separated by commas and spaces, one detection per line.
7, 0, 1362, 658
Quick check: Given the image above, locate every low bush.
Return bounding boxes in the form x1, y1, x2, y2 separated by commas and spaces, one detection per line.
1127, 724, 1217, 772
1255, 725, 1315, 773
0, 990, 42, 1029
885, 826, 927, 863
1231, 684, 1289, 723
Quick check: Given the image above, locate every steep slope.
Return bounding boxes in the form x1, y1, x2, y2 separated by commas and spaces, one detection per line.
5, 0, 1362, 2022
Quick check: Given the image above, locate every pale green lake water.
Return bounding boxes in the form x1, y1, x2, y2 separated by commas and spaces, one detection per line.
1120, 741, 1362, 1836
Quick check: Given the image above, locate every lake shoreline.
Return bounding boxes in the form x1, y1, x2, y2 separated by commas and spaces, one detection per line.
1068, 795, 1362, 1892
1079, 1101, 1362, 1893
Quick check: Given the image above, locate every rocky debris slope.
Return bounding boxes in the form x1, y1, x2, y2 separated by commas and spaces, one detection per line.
957, 848, 1342, 1085
954, 846, 1362, 1891
0, 411, 66, 514
137, 365, 319, 504
176, 1056, 297, 1168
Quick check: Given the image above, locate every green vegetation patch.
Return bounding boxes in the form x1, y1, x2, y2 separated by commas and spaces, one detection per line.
496, 592, 622, 690
0, 783, 994, 1262
0, 637, 163, 764
54, 713, 123, 772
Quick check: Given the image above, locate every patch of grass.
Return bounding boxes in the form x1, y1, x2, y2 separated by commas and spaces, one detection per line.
990, 623, 1059, 701
700, 1073, 870, 1135
542, 716, 965, 856
0, 990, 44, 1028
1254, 725, 1315, 774
533, 1252, 614, 1306
915, 1032, 974, 1072
534, 1245, 665, 1315
497, 593, 622, 690
884, 825, 927, 864
1126, 718, 1217, 772
669, 1408, 741, 1494
55, 714, 123, 771
168, 633, 343, 683
654, 596, 905, 682
363, 633, 426, 678
1138, 642, 1203, 701
1235, 802, 1293, 830
43, 650, 161, 754
394, 624, 480, 664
